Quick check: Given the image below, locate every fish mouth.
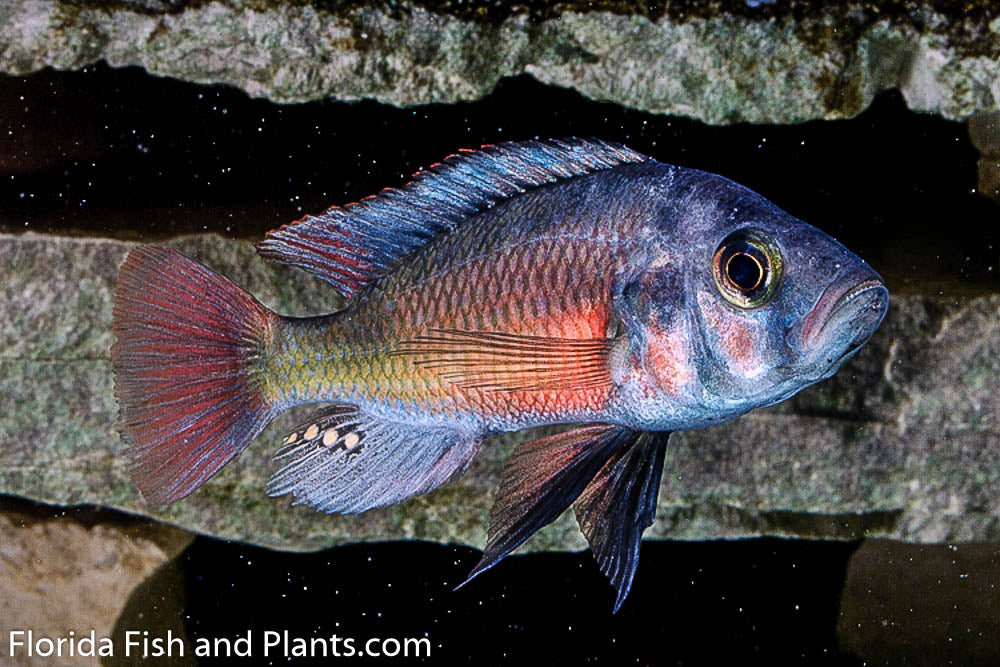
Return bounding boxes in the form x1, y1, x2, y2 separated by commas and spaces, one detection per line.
788, 268, 889, 366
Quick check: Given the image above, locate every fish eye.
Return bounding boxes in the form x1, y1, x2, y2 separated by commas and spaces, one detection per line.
712, 228, 783, 309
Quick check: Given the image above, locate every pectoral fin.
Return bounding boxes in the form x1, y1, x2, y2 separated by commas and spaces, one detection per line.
394, 329, 613, 393
267, 405, 481, 514
573, 431, 670, 611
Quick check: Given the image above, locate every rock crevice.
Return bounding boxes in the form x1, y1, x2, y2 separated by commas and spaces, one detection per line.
1, 0, 998, 122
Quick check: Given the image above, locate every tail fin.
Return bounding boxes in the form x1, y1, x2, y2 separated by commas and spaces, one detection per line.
112, 245, 278, 505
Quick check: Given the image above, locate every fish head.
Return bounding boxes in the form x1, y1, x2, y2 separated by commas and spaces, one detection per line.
613, 173, 888, 425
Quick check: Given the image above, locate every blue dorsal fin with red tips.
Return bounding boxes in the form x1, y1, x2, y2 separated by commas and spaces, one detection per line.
256, 138, 649, 299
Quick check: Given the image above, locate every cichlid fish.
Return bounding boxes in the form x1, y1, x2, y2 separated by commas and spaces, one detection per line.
112, 138, 888, 610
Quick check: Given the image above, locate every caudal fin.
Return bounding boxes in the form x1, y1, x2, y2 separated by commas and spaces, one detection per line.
112, 246, 278, 505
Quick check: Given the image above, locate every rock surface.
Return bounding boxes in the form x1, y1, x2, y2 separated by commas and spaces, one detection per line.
0, 1, 998, 123
2, 232, 998, 551
0, 496, 192, 666
837, 539, 1000, 665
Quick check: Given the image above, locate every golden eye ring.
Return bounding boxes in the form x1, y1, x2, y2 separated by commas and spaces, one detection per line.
712, 228, 783, 309
724, 252, 764, 291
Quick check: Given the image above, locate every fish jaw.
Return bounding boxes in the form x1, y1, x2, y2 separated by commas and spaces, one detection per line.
786, 266, 889, 376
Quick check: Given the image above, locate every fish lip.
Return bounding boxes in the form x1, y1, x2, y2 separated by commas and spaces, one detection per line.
789, 268, 889, 356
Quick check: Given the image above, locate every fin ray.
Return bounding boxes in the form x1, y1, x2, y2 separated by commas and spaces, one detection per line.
267, 405, 481, 514
460, 425, 635, 586
573, 431, 670, 611
394, 329, 613, 393
112, 246, 278, 505
256, 138, 648, 299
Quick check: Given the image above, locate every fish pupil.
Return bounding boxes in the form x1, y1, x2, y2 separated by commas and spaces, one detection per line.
712, 228, 783, 309
726, 252, 763, 291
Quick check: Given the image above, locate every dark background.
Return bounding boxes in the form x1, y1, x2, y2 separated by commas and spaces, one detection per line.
2, 63, 997, 295
2, 63, 998, 664
182, 537, 858, 664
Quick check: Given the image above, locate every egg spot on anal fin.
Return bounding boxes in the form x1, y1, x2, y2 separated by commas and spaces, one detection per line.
268, 404, 482, 514
343, 432, 361, 450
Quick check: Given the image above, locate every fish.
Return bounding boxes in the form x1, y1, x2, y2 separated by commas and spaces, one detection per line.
111, 138, 889, 610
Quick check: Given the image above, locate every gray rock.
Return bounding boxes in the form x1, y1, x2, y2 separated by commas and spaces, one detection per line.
837, 540, 1000, 665
1, 232, 997, 551
0, 1, 998, 123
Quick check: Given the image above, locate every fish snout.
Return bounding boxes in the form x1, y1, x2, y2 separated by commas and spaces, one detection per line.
788, 267, 889, 364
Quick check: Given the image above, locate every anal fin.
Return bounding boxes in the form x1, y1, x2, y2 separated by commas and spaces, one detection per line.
573, 431, 670, 612
267, 405, 480, 514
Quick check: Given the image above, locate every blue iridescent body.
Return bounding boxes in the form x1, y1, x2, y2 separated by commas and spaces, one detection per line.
113, 139, 888, 610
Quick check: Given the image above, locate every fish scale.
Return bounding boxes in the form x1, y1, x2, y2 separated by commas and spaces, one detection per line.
112, 138, 888, 611
265, 209, 627, 425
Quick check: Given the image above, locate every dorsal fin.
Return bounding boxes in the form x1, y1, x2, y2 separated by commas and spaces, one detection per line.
256, 138, 649, 299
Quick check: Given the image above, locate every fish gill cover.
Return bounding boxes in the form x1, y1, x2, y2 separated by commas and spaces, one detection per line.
111, 137, 888, 609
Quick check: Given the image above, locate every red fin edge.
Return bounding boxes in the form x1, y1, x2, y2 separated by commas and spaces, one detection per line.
112, 246, 277, 505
